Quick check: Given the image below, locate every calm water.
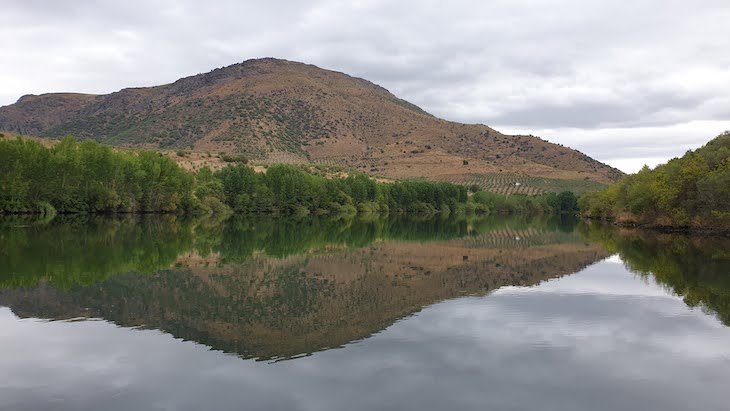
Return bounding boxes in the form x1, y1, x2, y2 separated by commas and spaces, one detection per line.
0, 215, 729, 411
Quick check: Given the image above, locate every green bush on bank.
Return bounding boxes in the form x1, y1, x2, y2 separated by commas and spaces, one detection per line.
579, 132, 730, 230
0, 137, 197, 214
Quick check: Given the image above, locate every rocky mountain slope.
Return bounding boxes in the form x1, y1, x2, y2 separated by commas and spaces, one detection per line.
0, 58, 622, 190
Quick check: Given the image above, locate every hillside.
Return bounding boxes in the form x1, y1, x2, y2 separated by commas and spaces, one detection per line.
0, 58, 622, 192
580, 132, 730, 232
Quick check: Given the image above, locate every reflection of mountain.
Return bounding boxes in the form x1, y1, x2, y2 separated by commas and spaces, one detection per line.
0, 214, 575, 288
581, 223, 730, 325
0, 215, 484, 288
0, 218, 608, 360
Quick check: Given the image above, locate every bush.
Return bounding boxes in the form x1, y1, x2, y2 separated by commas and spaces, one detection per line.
358, 201, 380, 214
220, 154, 248, 163
202, 196, 232, 216
556, 191, 578, 214
409, 202, 437, 215
36, 201, 57, 218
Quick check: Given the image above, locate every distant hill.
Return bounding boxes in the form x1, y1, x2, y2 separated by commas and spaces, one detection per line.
0, 58, 622, 192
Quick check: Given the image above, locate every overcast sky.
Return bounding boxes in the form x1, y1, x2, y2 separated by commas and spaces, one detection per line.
2, 0, 729, 172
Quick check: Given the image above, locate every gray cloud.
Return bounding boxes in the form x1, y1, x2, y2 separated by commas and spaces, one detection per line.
1, 0, 729, 171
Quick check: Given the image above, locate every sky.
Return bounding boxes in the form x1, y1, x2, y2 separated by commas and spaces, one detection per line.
2, 0, 729, 173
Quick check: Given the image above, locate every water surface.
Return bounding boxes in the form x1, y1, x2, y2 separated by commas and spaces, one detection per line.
0, 215, 728, 410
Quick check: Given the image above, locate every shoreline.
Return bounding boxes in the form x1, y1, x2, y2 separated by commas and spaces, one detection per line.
581, 217, 730, 237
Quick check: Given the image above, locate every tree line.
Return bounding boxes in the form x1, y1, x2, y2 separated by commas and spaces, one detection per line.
579, 132, 730, 232
0, 137, 196, 214
0, 137, 579, 217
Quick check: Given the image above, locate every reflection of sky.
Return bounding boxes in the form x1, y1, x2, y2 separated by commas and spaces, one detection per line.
502, 255, 679, 297
2, 261, 730, 411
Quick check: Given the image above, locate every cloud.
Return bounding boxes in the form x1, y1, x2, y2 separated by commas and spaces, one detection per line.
1, 0, 729, 172
500, 120, 730, 172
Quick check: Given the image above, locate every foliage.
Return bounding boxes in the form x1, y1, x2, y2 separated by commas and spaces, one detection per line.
216, 164, 470, 215
0, 137, 576, 217
471, 190, 573, 215
556, 191, 579, 214
579, 132, 730, 231
0, 137, 198, 214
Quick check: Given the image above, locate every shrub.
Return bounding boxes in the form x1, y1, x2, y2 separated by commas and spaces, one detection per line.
220, 154, 249, 163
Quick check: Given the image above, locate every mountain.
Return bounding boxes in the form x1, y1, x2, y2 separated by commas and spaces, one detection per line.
0, 58, 622, 192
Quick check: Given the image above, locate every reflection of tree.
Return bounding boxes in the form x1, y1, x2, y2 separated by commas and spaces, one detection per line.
581, 222, 730, 325
0, 215, 478, 289
0, 218, 608, 361
1, 214, 577, 289
0, 215, 196, 289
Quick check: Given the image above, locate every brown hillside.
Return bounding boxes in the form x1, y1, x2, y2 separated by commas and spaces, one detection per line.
0, 58, 622, 190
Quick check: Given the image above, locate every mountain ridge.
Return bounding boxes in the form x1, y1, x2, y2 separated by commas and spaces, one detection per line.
0, 58, 622, 190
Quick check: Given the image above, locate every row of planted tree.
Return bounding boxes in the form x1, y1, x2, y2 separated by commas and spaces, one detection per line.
0, 137, 579, 217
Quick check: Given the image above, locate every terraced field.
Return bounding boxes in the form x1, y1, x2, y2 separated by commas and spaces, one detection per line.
438, 173, 607, 195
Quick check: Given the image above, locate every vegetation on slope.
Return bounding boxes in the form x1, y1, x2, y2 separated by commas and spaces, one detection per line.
440, 172, 607, 195
0, 137, 580, 217
579, 132, 730, 232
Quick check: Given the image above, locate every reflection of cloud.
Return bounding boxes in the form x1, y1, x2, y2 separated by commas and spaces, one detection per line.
604, 255, 623, 264
2, 261, 730, 411
500, 260, 676, 298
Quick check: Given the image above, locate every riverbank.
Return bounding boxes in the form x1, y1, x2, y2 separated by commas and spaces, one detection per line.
581, 216, 730, 237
